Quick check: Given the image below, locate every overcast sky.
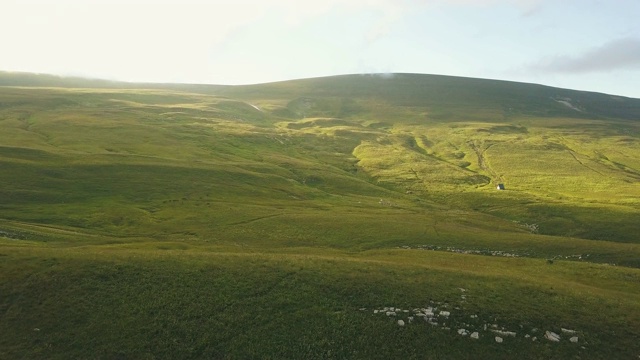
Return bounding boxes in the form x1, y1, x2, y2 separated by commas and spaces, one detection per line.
2, 0, 639, 97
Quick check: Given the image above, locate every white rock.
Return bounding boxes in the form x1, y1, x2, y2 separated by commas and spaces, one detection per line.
525, 334, 531, 339
374, 310, 379, 314
545, 331, 561, 342
457, 329, 468, 336
570, 336, 579, 343
386, 311, 396, 316
471, 332, 479, 340
439, 311, 451, 317
403, 310, 409, 313
491, 330, 517, 337
495, 336, 503, 343
408, 316, 414, 323
397, 320, 405, 326
561, 328, 577, 335
532, 337, 537, 342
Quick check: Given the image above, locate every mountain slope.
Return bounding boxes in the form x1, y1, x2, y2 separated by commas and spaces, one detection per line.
1, 72, 639, 359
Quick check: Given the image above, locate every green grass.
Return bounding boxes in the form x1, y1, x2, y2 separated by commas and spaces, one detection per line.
0, 73, 639, 358
1, 243, 639, 359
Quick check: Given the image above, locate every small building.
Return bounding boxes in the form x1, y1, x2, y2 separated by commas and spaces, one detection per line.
496, 183, 505, 190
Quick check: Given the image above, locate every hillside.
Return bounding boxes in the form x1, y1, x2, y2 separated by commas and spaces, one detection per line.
1, 72, 639, 359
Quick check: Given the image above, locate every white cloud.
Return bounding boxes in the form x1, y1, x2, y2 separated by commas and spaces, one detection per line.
530, 37, 640, 74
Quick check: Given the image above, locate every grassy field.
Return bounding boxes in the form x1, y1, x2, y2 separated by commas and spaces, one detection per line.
1, 72, 639, 359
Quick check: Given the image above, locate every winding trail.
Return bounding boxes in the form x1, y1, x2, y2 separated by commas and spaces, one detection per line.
566, 149, 606, 176
467, 141, 503, 183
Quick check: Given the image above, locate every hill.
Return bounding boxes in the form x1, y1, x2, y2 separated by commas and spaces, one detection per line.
1, 72, 639, 359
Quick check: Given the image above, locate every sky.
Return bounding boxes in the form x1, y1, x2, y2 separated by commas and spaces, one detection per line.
2, 0, 639, 97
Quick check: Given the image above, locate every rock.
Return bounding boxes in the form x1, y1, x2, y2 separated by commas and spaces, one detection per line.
386, 311, 396, 316
374, 310, 379, 314
408, 316, 414, 323
491, 330, 517, 337
561, 328, 577, 335
471, 332, 479, 340
495, 336, 503, 343
439, 311, 451, 317
570, 336, 579, 343
457, 329, 468, 336
532, 337, 537, 342
545, 331, 561, 342
525, 334, 531, 339
397, 320, 405, 326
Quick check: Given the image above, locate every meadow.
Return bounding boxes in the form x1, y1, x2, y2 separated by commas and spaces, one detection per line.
1, 72, 639, 359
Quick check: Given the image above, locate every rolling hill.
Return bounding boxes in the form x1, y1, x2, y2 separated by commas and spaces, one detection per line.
1, 71, 639, 359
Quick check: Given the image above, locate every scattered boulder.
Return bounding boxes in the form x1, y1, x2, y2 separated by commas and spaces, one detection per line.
471, 332, 479, 340
570, 336, 579, 343
439, 311, 451, 317
457, 329, 469, 336
397, 320, 405, 326
545, 331, 561, 342
495, 336, 503, 343
561, 328, 577, 335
